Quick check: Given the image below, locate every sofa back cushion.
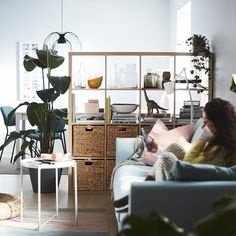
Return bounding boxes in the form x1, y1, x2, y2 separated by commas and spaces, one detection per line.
190, 118, 203, 143
169, 160, 236, 181
148, 120, 194, 148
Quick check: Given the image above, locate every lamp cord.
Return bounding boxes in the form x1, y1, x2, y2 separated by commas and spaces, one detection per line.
61, 0, 63, 33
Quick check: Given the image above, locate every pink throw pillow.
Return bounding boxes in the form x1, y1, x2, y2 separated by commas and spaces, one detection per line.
141, 122, 194, 166
153, 123, 194, 148
149, 119, 169, 135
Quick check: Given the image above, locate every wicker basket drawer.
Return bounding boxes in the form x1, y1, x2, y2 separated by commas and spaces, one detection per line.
76, 159, 104, 191
106, 125, 139, 157
106, 159, 116, 191
73, 125, 105, 157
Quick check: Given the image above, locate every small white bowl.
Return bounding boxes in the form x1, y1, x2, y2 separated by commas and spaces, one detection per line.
110, 103, 138, 114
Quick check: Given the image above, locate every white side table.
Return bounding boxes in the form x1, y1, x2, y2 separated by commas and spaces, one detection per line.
20, 158, 78, 230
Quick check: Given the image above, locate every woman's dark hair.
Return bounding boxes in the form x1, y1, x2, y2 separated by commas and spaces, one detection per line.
204, 98, 236, 165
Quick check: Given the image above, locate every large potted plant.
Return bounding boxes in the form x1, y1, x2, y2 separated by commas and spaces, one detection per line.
0, 48, 71, 193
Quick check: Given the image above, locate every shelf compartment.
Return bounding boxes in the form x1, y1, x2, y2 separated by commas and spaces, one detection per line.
75, 159, 105, 191
72, 125, 105, 157
106, 125, 139, 157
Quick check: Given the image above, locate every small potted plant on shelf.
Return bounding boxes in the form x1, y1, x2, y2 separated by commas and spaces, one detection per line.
185, 34, 211, 91
0, 48, 71, 193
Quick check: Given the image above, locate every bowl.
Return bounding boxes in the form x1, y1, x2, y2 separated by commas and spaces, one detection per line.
110, 103, 138, 114
88, 76, 103, 89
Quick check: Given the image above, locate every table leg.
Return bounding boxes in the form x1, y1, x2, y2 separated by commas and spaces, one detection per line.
15, 116, 26, 169
56, 167, 58, 217
74, 162, 78, 225
38, 167, 41, 230
20, 162, 23, 222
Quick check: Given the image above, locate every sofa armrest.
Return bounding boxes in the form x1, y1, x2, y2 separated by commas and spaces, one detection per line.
116, 137, 137, 164
129, 181, 236, 230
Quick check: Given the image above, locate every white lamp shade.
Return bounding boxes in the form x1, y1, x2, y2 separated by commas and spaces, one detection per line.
164, 81, 174, 95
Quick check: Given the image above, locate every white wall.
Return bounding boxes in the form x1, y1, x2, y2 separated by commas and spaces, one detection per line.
0, 0, 170, 144
0, 0, 235, 146
191, 0, 236, 104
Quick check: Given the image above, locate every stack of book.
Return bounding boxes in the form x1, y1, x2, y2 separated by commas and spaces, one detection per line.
179, 100, 203, 119
111, 113, 137, 123
76, 113, 104, 123
141, 113, 171, 123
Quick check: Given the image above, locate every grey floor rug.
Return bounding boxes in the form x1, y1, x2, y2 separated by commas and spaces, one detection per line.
0, 209, 108, 235
0, 232, 108, 236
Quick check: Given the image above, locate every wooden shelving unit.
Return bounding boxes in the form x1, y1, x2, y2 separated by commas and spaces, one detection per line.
67, 52, 213, 192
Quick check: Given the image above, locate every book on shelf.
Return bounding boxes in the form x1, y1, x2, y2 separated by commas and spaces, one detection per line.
75, 112, 104, 122
111, 113, 137, 123
75, 120, 105, 124
105, 96, 111, 124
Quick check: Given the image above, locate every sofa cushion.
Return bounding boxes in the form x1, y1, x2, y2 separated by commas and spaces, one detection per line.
169, 160, 236, 181
190, 118, 203, 143
150, 122, 194, 148
112, 165, 151, 200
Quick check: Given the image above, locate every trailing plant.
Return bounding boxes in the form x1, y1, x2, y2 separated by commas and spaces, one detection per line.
0, 48, 71, 163
185, 34, 211, 92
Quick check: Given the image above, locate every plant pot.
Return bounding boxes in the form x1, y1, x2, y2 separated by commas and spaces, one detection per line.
28, 168, 63, 193
192, 39, 206, 53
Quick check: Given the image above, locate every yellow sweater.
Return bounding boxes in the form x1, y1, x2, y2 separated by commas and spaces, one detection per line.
183, 140, 227, 166
183, 125, 236, 166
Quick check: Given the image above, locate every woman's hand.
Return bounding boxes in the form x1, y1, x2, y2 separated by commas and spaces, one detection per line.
147, 135, 158, 153
199, 126, 214, 141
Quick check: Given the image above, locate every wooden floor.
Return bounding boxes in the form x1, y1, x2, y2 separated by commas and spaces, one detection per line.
0, 174, 118, 236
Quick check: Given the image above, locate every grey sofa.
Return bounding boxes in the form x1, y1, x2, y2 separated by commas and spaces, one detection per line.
112, 119, 236, 230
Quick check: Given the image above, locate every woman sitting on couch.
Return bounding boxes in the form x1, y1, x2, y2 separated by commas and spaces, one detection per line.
114, 97, 236, 208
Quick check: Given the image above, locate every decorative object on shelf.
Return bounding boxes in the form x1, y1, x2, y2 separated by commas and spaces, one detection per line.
144, 71, 161, 88
186, 34, 210, 53
110, 103, 138, 114
230, 74, 236, 93
105, 96, 111, 124
179, 100, 203, 119
84, 99, 99, 113
185, 34, 211, 85
143, 89, 168, 114
161, 71, 171, 89
43, 0, 82, 52
88, 76, 103, 89
74, 62, 87, 88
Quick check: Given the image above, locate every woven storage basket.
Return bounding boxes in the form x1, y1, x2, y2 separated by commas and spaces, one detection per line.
0, 193, 21, 220
73, 125, 105, 157
107, 125, 139, 157
75, 159, 105, 191
106, 159, 116, 191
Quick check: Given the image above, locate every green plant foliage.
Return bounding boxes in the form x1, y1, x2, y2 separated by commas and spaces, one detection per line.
194, 191, 236, 236
0, 48, 71, 163
185, 34, 211, 89
118, 212, 190, 236
230, 75, 236, 93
